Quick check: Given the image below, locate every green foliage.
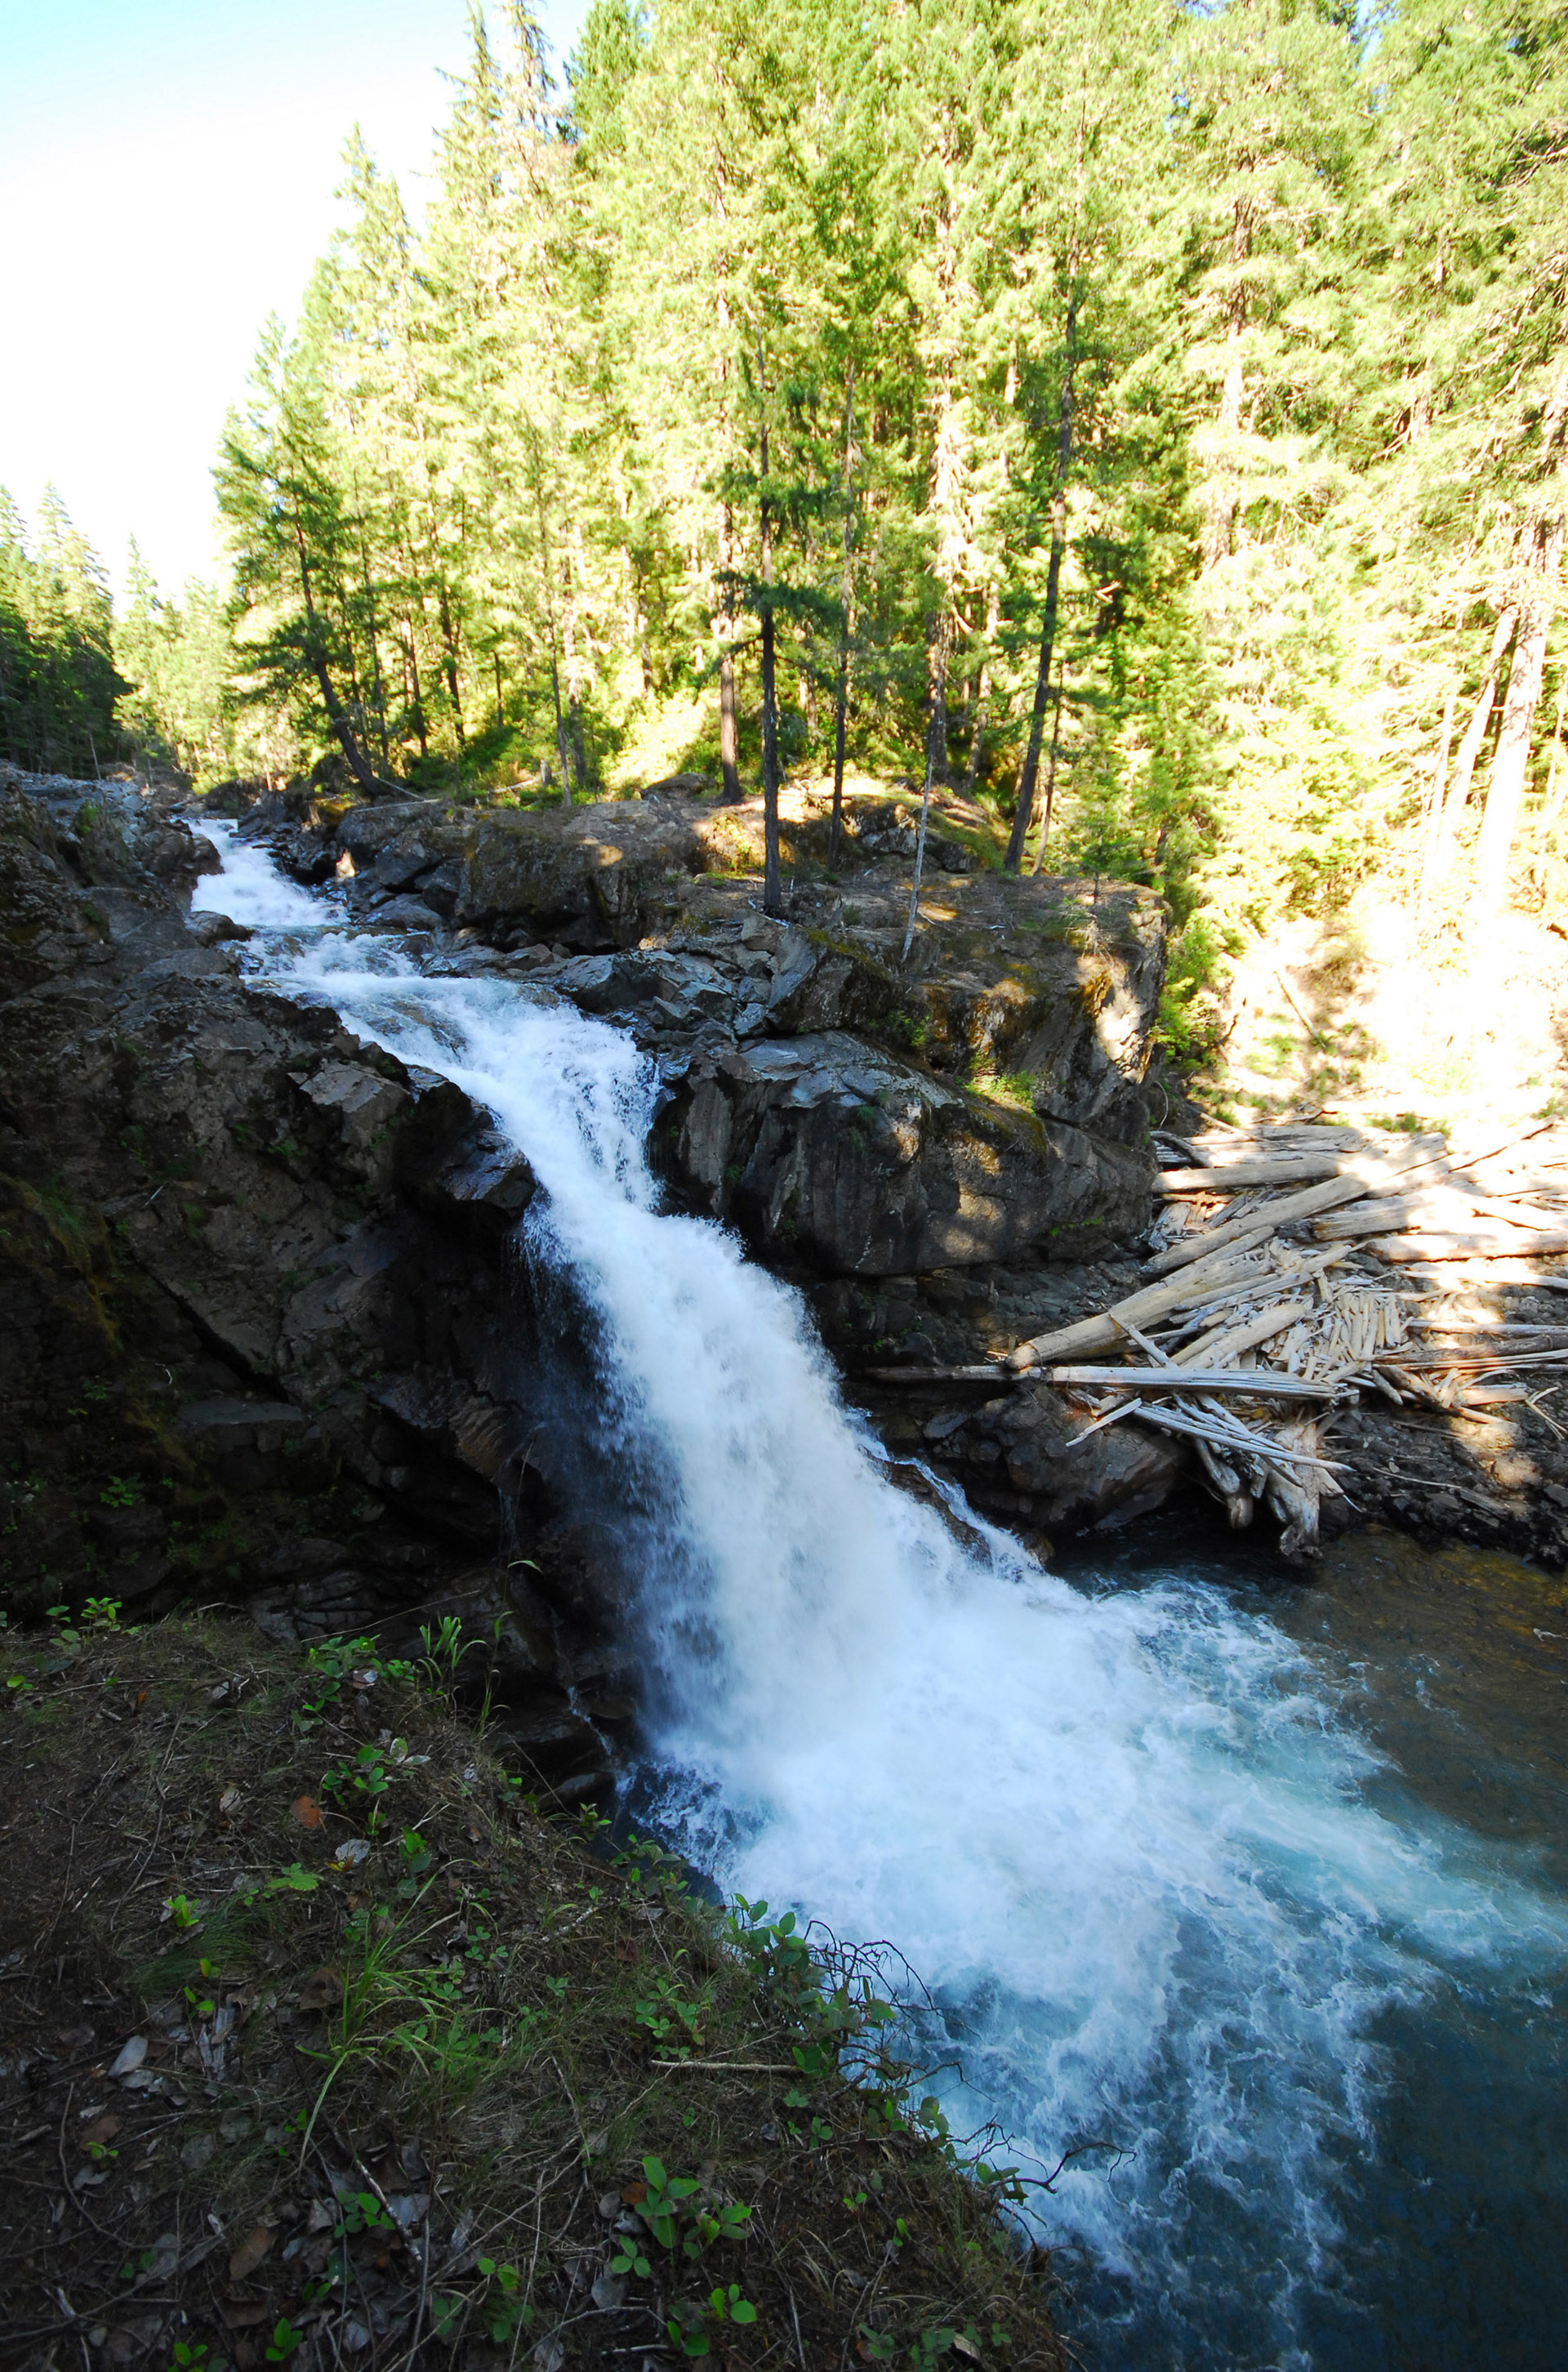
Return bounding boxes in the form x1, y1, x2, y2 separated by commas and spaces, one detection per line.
474, 2256, 532, 2343
114, 544, 247, 784
0, 485, 125, 775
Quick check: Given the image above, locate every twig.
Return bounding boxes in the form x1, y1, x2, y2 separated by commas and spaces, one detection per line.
648, 2058, 795, 2071
1064, 1398, 1146, 1447
1275, 966, 1334, 1052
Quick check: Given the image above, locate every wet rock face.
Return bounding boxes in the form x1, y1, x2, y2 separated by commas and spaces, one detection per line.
0, 770, 624, 1801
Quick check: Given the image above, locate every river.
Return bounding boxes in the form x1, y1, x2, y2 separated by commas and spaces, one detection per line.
194, 828, 1568, 2371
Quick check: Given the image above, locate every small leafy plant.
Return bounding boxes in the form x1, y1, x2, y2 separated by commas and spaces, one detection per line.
474, 2256, 532, 2343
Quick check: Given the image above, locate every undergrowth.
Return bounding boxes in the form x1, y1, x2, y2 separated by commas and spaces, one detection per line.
0, 1607, 1065, 2372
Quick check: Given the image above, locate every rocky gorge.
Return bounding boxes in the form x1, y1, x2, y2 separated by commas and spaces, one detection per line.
0, 769, 1161, 1781
7, 767, 1568, 2372
7, 765, 1568, 1816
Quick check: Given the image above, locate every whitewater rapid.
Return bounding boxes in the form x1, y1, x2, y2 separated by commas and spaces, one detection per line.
193, 832, 1564, 2370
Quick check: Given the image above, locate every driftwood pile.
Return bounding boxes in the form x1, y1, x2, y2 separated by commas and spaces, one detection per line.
875, 1117, 1568, 1556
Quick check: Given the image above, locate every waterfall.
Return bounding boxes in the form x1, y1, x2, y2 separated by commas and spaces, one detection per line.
193, 835, 1564, 2370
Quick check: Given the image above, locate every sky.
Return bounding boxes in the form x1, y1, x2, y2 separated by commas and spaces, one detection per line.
0, 0, 587, 600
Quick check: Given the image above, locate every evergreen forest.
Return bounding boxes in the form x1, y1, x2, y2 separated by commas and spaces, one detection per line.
11, 0, 1568, 1025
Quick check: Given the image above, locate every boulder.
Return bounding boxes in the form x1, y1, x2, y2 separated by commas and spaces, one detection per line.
666, 1031, 1152, 1273
453, 803, 709, 947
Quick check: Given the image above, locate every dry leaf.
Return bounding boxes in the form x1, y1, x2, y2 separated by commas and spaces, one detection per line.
228, 2224, 274, 2282
79, 2114, 122, 2151
951, 2338, 982, 2365
291, 1794, 323, 1830
297, 1967, 344, 2014
107, 2036, 147, 2078
219, 2303, 271, 2331
218, 1786, 243, 1817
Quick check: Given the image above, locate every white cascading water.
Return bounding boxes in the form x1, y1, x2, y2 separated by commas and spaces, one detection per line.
194, 833, 1562, 2368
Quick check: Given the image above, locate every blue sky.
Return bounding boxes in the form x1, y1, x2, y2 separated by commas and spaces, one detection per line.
0, 0, 587, 596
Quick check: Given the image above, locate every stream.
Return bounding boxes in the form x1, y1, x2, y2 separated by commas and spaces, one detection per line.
194, 830, 1568, 2371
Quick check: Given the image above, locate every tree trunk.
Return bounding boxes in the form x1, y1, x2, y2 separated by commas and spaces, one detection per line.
829, 365, 856, 872
756, 338, 783, 917
962, 581, 1000, 800
1028, 659, 1067, 875
717, 499, 742, 802
1005, 296, 1077, 872
1417, 684, 1458, 908
901, 609, 952, 963
356, 521, 391, 774
292, 516, 382, 797
403, 620, 429, 759
533, 468, 572, 804
1425, 609, 1519, 897
1203, 334, 1245, 568
435, 573, 466, 747
1203, 198, 1250, 570
1476, 521, 1564, 917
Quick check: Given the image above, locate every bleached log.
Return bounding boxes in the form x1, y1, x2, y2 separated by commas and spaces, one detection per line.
1171, 1299, 1312, 1369
1129, 1403, 1344, 1474
1263, 1419, 1323, 1558
1193, 1436, 1254, 1528
1316, 1193, 1562, 1242
1158, 1157, 1343, 1193
1369, 1228, 1568, 1263
1144, 1175, 1370, 1277
1467, 1195, 1568, 1233
1004, 1234, 1285, 1370
1048, 1366, 1336, 1399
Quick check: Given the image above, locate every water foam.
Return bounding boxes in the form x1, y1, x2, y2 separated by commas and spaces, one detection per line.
197, 829, 1563, 2368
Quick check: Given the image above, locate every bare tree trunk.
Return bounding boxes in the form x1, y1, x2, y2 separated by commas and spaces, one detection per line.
1540, 682, 1568, 836
756, 333, 783, 917
901, 610, 952, 963
1203, 332, 1245, 568
1005, 295, 1077, 872
829, 365, 856, 872
716, 497, 742, 803
1203, 197, 1250, 570
961, 581, 1000, 800
292, 516, 383, 797
1425, 608, 1519, 897
355, 514, 391, 774
1028, 659, 1067, 874
1476, 520, 1565, 917
1417, 684, 1458, 911
402, 619, 429, 759
532, 463, 572, 804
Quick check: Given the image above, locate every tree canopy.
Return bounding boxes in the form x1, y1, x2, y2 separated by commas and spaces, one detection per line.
51, 0, 1568, 969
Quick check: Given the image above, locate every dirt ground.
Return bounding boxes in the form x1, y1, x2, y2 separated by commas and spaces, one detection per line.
0, 1613, 1064, 2372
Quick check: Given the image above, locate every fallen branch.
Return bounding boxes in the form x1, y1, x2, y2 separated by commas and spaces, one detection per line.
1048, 1365, 1337, 1400
1275, 965, 1334, 1051
1129, 1402, 1346, 1474
1144, 1176, 1368, 1277
1004, 1234, 1293, 1370
1157, 1156, 1343, 1193
1064, 1398, 1147, 1447
862, 1365, 1013, 1385
1171, 1297, 1313, 1369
